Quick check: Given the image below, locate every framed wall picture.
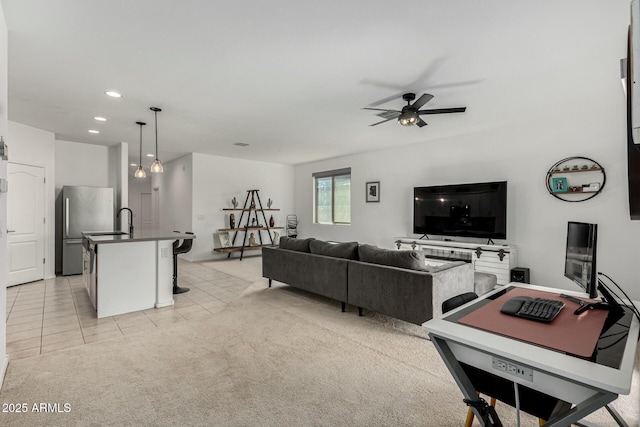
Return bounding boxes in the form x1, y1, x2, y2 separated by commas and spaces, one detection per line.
366, 181, 380, 202
552, 177, 568, 193
218, 231, 231, 248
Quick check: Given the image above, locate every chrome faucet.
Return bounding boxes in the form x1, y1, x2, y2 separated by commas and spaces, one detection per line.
117, 207, 134, 235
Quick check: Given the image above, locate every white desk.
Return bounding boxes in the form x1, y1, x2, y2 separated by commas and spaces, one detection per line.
423, 283, 639, 427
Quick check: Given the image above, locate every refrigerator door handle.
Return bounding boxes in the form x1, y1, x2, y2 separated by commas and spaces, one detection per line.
65, 197, 69, 237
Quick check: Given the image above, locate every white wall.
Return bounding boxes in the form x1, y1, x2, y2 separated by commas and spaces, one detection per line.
295, 98, 640, 298
155, 152, 294, 262
55, 140, 112, 188
128, 174, 152, 232
184, 153, 293, 261
0, 0, 8, 390
156, 154, 193, 236
7, 122, 56, 279
109, 142, 128, 231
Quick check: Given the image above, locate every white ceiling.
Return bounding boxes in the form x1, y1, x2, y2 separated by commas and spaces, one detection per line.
0, 1, 630, 167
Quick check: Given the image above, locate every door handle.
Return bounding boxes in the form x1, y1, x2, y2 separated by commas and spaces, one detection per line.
65, 198, 70, 237
7, 230, 15, 233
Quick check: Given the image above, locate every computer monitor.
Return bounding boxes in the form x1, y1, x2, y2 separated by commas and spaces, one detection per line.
564, 221, 598, 298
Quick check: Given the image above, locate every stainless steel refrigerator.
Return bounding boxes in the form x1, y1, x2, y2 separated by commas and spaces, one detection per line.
62, 186, 114, 275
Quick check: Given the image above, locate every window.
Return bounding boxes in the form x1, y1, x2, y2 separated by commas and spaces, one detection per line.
313, 168, 351, 224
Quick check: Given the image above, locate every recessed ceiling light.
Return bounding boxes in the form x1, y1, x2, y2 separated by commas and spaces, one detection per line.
88, 129, 100, 134
130, 163, 137, 167
233, 142, 250, 147
146, 153, 154, 157
94, 116, 107, 121
104, 91, 122, 98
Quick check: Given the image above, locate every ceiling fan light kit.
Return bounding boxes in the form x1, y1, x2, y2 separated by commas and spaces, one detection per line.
150, 107, 164, 173
363, 92, 466, 128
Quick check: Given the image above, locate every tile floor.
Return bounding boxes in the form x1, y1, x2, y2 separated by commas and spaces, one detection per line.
5, 258, 255, 360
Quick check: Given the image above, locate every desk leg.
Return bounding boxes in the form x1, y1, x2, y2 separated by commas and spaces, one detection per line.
543, 392, 617, 427
429, 334, 623, 427
429, 335, 501, 427
603, 404, 629, 427
571, 404, 629, 427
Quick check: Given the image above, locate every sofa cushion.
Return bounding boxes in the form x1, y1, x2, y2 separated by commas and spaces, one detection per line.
278, 236, 315, 252
358, 244, 425, 271
309, 240, 359, 260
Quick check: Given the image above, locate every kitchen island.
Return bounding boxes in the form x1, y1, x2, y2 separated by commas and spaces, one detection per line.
82, 230, 195, 318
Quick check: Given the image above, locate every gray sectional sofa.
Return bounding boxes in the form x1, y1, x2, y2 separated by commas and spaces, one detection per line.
262, 237, 475, 325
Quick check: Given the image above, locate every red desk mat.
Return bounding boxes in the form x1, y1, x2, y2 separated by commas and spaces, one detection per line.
458, 287, 609, 358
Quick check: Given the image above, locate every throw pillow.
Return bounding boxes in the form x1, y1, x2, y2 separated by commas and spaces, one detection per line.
279, 236, 315, 252
309, 240, 359, 260
358, 244, 425, 271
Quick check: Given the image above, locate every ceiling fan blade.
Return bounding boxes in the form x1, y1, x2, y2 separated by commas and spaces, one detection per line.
418, 107, 467, 115
416, 118, 428, 127
369, 118, 395, 127
362, 107, 401, 112
359, 78, 406, 91
425, 79, 483, 91
411, 93, 434, 110
376, 111, 401, 120
366, 92, 406, 107
360, 56, 448, 106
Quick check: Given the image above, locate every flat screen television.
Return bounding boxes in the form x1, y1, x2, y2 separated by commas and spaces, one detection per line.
413, 181, 507, 239
564, 221, 598, 298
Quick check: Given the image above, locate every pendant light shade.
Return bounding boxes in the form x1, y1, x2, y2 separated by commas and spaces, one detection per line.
150, 107, 164, 173
134, 121, 147, 178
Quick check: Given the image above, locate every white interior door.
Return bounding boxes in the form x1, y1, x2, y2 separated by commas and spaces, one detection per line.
7, 163, 45, 286
141, 192, 152, 229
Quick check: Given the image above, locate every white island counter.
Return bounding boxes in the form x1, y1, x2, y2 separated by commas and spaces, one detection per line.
82, 230, 195, 318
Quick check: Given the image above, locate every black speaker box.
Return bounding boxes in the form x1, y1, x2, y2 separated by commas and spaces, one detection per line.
510, 267, 530, 284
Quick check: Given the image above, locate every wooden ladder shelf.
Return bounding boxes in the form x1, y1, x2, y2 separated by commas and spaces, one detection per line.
214, 189, 280, 260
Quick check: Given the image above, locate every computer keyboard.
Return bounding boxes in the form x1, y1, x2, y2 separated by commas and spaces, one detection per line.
500, 296, 565, 322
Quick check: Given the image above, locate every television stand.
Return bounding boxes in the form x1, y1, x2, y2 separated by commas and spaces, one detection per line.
394, 238, 517, 285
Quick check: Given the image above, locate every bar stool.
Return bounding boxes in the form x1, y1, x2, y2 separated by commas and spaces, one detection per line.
173, 231, 194, 294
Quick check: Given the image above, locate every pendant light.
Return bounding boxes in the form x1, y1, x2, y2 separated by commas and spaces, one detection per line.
150, 107, 164, 173
134, 121, 147, 178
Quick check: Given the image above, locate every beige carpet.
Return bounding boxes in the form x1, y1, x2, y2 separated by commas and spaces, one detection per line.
1, 272, 638, 426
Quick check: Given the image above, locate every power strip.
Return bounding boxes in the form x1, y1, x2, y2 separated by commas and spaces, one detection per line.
492, 357, 533, 382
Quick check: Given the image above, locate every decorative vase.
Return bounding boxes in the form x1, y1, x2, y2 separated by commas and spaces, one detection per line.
269, 215, 275, 227
229, 213, 235, 229
248, 233, 257, 246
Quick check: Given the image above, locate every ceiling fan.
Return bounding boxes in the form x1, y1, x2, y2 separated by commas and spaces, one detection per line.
363, 93, 466, 127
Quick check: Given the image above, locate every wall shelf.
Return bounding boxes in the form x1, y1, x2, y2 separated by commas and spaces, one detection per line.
548, 167, 603, 175
214, 244, 274, 253
545, 156, 606, 202
218, 226, 284, 232
222, 208, 280, 211
217, 190, 279, 260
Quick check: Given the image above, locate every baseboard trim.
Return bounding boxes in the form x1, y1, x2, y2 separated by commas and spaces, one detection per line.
0, 354, 9, 392
155, 300, 174, 308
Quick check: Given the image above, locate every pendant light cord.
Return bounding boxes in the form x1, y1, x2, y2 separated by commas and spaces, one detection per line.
154, 109, 158, 161
134, 121, 146, 178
